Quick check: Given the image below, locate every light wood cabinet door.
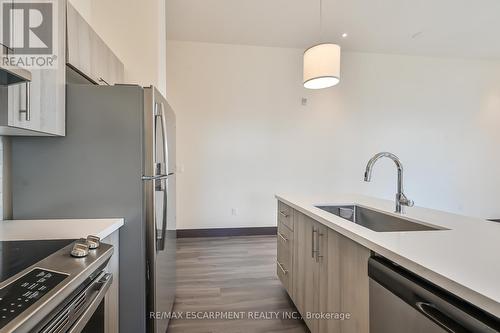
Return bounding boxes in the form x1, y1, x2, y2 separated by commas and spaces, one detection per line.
66, 3, 124, 85
314, 221, 330, 333
30, 0, 66, 136
292, 212, 331, 333
66, 2, 92, 76
318, 229, 341, 333
294, 223, 370, 333
318, 230, 369, 333
292, 212, 318, 332
2, 0, 66, 136
339, 235, 370, 333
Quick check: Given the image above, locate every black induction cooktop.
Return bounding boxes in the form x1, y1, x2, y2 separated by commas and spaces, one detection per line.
0, 239, 74, 284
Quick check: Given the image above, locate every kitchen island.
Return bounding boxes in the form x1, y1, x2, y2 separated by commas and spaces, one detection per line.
276, 194, 500, 332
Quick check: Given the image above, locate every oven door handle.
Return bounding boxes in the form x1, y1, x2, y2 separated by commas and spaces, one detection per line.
67, 273, 113, 333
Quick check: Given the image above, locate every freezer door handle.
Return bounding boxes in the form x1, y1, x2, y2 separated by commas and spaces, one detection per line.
142, 172, 174, 181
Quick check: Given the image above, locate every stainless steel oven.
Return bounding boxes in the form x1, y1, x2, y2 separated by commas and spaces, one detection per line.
36, 271, 112, 333
0, 237, 114, 333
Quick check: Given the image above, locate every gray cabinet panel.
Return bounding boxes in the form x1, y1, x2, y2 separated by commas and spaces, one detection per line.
0, 0, 66, 136
278, 201, 371, 333
66, 3, 125, 85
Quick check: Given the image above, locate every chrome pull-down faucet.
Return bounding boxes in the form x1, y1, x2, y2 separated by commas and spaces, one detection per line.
364, 152, 414, 213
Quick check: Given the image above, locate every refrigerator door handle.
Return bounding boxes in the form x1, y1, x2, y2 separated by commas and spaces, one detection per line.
156, 102, 169, 251
142, 172, 173, 181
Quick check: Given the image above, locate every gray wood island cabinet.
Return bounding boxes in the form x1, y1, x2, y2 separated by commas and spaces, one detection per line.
276, 200, 370, 333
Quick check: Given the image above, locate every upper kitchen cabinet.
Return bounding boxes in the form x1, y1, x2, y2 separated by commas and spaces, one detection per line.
0, 0, 66, 136
66, 3, 124, 86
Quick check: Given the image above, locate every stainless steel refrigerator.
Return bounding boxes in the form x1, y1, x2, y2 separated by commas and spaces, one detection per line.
11, 83, 176, 333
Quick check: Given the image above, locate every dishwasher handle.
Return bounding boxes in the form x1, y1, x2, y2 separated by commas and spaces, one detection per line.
415, 301, 459, 333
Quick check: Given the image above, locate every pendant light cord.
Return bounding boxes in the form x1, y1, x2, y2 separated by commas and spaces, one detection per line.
319, 0, 323, 42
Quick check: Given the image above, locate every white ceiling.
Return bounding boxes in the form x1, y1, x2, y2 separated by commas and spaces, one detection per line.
166, 0, 500, 59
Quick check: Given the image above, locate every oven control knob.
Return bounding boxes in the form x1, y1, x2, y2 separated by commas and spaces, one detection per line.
71, 241, 90, 258
86, 235, 101, 249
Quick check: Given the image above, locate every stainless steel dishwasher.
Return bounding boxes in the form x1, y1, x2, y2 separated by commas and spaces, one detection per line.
368, 256, 500, 333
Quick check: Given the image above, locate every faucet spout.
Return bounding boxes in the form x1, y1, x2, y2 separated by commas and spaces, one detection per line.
363, 152, 413, 213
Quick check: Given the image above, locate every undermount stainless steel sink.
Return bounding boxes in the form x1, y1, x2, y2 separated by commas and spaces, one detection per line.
315, 205, 446, 232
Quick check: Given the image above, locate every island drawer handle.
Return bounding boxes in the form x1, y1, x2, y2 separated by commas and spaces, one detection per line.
277, 261, 288, 275
278, 232, 288, 242
279, 211, 289, 218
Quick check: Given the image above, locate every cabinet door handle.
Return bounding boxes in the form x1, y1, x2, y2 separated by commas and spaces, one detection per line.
279, 211, 289, 218
277, 261, 288, 275
26, 82, 30, 121
316, 231, 324, 263
278, 232, 288, 242
19, 82, 30, 121
311, 227, 317, 258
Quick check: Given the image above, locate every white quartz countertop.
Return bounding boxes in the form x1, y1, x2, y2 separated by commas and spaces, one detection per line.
276, 193, 500, 318
0, 218, 124, 241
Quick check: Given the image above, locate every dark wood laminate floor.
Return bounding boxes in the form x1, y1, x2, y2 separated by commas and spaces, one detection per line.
168, 236, 308, 333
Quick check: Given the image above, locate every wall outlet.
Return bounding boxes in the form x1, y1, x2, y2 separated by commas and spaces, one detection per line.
301, 97, 308, 106
231, 208, 238, 216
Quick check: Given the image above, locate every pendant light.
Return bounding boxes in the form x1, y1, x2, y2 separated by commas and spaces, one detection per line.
303, 0, 341, 89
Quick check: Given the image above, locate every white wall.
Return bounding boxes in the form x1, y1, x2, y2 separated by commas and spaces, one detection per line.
166, 40, 500, 230
69, 0, 167, 94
